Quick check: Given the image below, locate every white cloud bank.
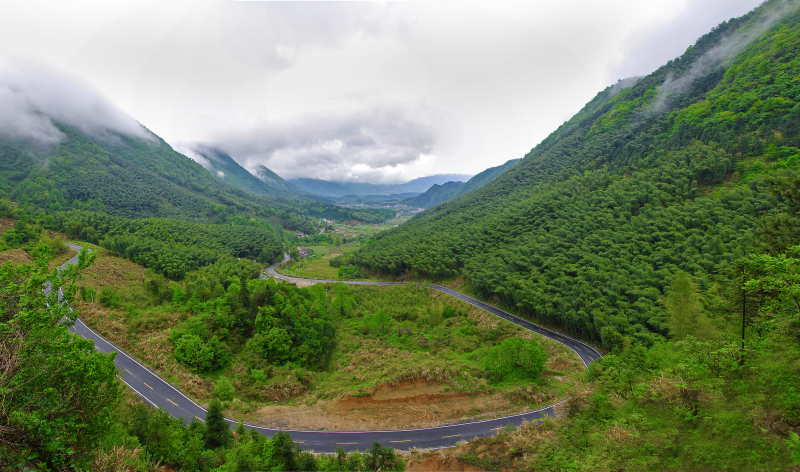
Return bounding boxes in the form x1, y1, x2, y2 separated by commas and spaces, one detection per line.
0, 58, 151, 145
201, 103, 448, 183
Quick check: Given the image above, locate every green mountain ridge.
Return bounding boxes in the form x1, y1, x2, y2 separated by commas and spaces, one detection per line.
354, 0, 800, 348
402, 181, 465, 209
451, 158, 521, 199
0, 124, 393, 225
186, 146, 314, 201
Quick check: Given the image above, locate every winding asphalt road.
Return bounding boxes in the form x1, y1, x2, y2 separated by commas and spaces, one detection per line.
60, 247, 602, 452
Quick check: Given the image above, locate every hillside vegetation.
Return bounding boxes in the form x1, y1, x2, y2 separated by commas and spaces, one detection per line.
0, 124, 392, 227
354, 0, 800, 348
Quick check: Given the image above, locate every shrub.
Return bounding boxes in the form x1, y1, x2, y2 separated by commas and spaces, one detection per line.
174, 334, 229, 372
213, 377, 235, 402
98, 286, 122, 309
483, 337, 547, 383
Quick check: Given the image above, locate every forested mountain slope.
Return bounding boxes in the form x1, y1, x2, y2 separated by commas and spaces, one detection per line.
0, 124, 392, 224
452, 158, 521, 199
184, 146, 314, 200
354, 0, 800, 348
402, 181, 465, 209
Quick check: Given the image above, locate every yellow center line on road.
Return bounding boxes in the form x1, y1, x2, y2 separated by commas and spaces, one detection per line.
124, 369, 132, 375
337, 442, 358, 445
442, 434, 461, 438
167, 399, 178, 407
143, 383, 153, 390
294, 441, 304, 444
194, 416, 205, 423
390, 440, 412, 443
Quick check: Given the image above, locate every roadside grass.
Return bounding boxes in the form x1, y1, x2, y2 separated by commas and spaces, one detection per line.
279, 241, 373, 280
281, 256, 340, 279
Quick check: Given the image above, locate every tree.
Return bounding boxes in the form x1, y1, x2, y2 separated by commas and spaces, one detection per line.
365, 441, 403, 471
204, 399, 231, 449
0, 246, 121, 469
663, 271, 715, 340
262, 430, 300, 471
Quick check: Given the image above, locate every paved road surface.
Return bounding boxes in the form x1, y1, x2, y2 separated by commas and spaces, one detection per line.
58, 247, 602, 452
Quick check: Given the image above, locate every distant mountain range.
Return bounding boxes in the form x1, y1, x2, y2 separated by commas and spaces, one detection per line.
451, 159, 520, 199
402, 181, 465, 209
401, 159, 522, 209
288, 174, 473, 198
173, 144, 517, 210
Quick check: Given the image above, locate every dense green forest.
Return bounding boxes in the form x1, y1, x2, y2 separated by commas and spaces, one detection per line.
354, 0, 800, 348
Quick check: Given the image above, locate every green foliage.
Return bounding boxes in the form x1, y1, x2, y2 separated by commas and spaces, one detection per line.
246, 328, 292, 365
204, 400, 232, 450
2, 220, 39, 248
663, 271, 716, 340
99, 285, 122, 309
213, 377, 236, 402
57, 210, 282, 279
0, 247, 121, 470
788, 432, 800, 465
364, 441, 404, 472
480, 337, 547, 383
173, 334, 230, 373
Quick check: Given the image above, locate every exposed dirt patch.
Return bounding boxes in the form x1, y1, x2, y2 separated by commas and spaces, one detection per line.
405, 455, 486, 471
0, 248, 31, 266
338, 380, 470, 407
248, 379, 534, 431
292, 280, 318, 288
0, 217, 15, 234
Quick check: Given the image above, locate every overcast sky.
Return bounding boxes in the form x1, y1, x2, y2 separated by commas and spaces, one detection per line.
0, 0, 765, 183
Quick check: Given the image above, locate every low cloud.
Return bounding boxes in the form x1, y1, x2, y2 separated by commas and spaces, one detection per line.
653, 0, 800, 112
0, 58, 151, 145
607, 76, 643, 98
198, 104, 443, 183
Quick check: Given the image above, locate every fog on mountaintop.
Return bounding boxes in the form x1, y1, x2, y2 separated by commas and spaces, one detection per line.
0, 59, 151, 146
653, 0, 800, 112
195, 105, 447, 184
